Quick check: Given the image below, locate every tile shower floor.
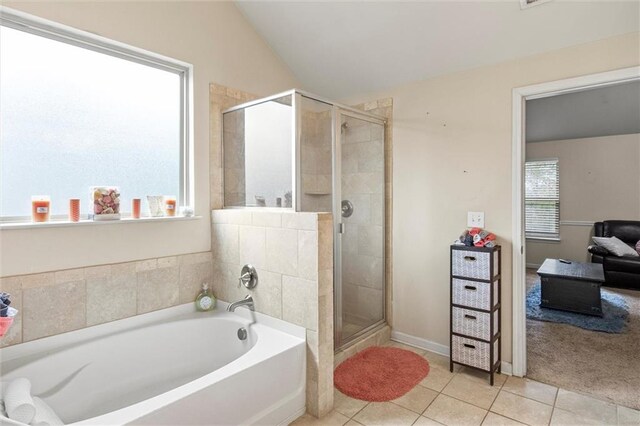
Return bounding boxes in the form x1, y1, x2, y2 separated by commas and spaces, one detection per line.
292, 341, 640, 426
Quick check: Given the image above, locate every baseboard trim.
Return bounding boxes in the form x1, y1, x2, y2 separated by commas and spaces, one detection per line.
526, 263, 541, 269
391, 330, 513, 376
390, 331, 450, 357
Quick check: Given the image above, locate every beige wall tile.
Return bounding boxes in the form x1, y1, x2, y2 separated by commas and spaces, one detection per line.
23, 280, 86, 341
55, 268, 85, 284
282, 275, 318, 330
180, 252, 212, 265
239, 226, 267, 269
266, 227, 298, 275
212, 224, 240, 264
87, 271, 136, 326
135, 259, 157, 272
298, 230, 319, 281
318, 219, 333, 271
247, 268, 282, 319
137, 267, 179, 314
224, 209, 253, 225
252, 211, 282, 228
178, 261, 213, 305
157, 256, 179, 269
21, 272, 55, 289
84, 265, 111, 279
282, 212, 318, 230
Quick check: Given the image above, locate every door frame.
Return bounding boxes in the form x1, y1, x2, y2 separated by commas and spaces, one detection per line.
333, 108, 387, 351
511, 66, 640, 377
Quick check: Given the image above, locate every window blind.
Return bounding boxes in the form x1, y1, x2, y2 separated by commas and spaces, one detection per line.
525, 159, 559, 239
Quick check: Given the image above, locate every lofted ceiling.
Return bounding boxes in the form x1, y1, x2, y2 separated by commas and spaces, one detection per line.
235, 1, 640, 99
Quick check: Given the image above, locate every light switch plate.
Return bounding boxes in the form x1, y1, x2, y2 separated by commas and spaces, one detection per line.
467, 211, 485, 228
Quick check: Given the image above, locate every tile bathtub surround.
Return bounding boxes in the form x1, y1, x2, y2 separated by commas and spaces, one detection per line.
211, 209, 334, 418
0, 252, 213, 347
294, 341, 639, 426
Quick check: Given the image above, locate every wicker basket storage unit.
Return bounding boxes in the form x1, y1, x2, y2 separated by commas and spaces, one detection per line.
450, 244, 502, 385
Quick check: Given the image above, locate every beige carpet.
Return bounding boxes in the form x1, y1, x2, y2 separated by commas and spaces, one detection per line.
526, 269, 640, 409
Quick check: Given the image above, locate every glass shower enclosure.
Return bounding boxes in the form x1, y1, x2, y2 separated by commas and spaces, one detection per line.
222, 90, 386, 350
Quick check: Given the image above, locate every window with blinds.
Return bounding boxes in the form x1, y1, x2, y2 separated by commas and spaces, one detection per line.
525, 159, 560, 239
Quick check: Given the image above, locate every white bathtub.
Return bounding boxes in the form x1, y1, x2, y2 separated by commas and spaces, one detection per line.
0, 302, 306, 425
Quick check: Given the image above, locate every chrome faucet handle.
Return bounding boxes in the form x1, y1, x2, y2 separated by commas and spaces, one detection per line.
237, 264, 258, 289
238, 272, 251, 287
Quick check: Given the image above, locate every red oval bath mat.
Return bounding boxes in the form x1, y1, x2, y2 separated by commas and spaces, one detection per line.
334, 346, 430, 401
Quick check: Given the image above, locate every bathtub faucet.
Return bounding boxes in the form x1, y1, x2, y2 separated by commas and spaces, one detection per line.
227, 295, 255, 312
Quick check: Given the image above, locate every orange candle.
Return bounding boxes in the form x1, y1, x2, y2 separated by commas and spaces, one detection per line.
31, 196, 51, 222
164, 196, 176, 217
69, 199, 80, 222
132, 198, 141, 219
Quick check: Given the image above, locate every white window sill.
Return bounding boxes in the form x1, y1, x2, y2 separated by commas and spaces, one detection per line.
0, 215, 202, 230
526, 235, 561, 243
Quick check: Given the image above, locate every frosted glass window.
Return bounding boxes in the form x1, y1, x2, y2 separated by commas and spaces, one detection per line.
0, 24, 186, 219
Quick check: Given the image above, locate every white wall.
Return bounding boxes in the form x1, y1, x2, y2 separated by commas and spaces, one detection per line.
526, 133, 640, 266
0, 2, 299, 276
343, 32, 640, 362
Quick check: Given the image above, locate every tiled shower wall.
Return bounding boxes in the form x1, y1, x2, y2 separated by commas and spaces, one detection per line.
222, 108, 246, 207
0, 252, 213, 348
300, 110, 332, 212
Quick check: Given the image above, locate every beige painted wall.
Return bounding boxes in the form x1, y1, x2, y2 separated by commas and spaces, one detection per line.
0, 2, 299, 277
526, 134, 640, 266
343, 32, 640, 363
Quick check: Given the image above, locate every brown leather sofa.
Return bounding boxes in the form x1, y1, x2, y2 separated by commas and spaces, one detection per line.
587, 220, 640, 289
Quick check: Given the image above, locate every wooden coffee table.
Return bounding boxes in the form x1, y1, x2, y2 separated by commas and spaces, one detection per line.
536, 259, 605, 317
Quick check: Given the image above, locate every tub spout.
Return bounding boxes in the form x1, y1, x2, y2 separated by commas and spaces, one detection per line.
227, 295, 255, 312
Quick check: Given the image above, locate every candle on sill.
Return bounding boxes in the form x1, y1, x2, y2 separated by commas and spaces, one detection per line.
69, 199, 80, 222
132, 198, 141, 219
31, 196, 51, 222
164, 196, 176, 217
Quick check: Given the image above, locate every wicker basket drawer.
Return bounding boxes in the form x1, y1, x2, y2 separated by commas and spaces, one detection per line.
452, 249, 497, 280
452, 278, 498, 310
452, 307, 499, 341
451, 335, 499, 371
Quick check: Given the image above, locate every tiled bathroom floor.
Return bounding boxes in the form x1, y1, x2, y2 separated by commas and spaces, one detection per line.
292, 341, 640, 426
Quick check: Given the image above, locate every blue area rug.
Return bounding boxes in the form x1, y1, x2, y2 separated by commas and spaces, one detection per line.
526, 283, 629, 333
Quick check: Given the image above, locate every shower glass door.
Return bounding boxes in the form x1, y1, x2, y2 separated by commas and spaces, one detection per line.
334, 110, 385, 348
